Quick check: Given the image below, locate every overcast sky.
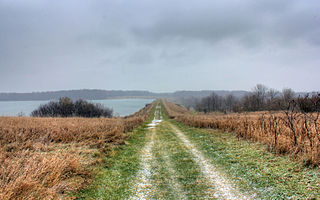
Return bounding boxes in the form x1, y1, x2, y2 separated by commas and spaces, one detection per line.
0, 0, 319, 93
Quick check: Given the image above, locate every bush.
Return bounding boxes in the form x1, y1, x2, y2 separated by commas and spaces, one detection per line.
296, 93, 320, 113
31, 97, 113, 118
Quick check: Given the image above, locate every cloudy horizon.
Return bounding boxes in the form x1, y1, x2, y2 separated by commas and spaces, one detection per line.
1, 0, 319, 93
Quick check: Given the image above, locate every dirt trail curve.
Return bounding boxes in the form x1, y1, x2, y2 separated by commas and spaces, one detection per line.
130, 104, 254, 199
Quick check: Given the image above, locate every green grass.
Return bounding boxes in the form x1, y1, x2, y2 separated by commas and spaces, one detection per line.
73, 105, 157, 199
75, 126, 148, 199
74, 101, 320, 199
171, 119, 320, 199
153, 122, 211, 199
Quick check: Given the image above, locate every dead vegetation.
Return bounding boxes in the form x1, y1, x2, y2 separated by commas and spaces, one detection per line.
163, 100, 320, 166
0, 103, 154, 199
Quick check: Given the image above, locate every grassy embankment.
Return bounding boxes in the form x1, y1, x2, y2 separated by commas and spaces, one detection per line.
78, 100, 319, 199
170, 120, 320, 199
74, 103, 157, 199
76, 101, 213, 199
0, 102, 154, 199
163, 100, 320, 166
163, 100, 320, 199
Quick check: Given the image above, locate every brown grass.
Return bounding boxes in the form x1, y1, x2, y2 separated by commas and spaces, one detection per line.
0, 103, 154, 199
162, 100, 320, 166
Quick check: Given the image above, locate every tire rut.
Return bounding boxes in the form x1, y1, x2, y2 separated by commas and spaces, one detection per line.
168, 122, 253, 200
130, 104, 254, 200
130, 128, 155, 200
152, 128, 188, 199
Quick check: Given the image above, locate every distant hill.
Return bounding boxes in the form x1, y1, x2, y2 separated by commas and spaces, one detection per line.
171, 90, 248, 98
0, 89, 157, 101
0, 89, 249, 101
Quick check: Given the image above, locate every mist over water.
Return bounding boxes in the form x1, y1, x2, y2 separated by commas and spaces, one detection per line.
0, 99, 154, 117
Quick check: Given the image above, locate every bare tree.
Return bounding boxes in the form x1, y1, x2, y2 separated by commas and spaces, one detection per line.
282, 88, 295, 106
225, 94, 238, 112
267, 88, 279, 102
266, 88, 280, 110
253, 84, 268, 110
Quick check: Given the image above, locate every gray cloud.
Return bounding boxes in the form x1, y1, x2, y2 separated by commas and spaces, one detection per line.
132, 0, 320, 47
0, 0, 319, 92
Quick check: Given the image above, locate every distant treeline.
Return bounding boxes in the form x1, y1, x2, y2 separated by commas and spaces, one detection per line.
0, 89, 155, 101
31, 97, 113, 118
182, 84, 320, 113
0, 89, 249, 101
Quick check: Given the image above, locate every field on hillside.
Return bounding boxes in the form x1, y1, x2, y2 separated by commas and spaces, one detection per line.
163, 100, 320, 166
0, 103, 154, 199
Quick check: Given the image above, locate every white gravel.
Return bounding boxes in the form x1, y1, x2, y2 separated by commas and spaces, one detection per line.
130, 106, 162, 199
169, 123, 253, 200
130, 104, 254, 200
130, 128, 155, 200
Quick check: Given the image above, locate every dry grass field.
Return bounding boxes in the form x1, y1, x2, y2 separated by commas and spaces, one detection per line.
163, 100, 320, 166
0, 103, 154, 199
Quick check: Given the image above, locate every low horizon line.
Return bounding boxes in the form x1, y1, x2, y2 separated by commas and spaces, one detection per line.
1, 88, 316, 94
0, 88, 250, 94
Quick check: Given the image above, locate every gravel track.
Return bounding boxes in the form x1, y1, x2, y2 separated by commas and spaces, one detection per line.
130, 105, 253, 199
130, 128, 155, 200
169, 123, 252, 200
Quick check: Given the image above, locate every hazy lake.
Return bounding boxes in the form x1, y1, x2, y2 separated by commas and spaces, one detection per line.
0, 98, 154, 117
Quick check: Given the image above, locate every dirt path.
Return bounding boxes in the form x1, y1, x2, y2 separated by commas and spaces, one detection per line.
78, 102, 320, 199
129, 104, 253, 199
130, 128, 155, 199
169, 123, 251, 200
